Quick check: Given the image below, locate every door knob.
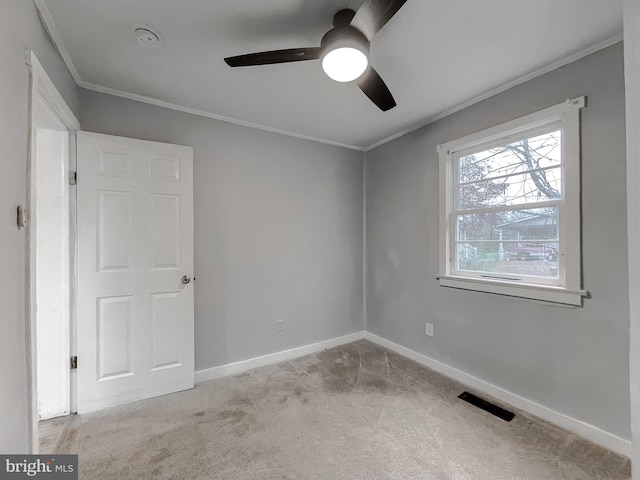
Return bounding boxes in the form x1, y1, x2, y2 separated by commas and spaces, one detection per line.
181, 275, 191, 285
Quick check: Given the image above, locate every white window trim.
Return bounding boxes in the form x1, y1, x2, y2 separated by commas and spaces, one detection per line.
436, 97, 588, 306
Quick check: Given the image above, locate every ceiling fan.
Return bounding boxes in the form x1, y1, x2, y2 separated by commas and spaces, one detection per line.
224, 0, 408, 112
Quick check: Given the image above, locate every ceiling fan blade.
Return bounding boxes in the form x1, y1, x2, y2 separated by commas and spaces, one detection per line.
351, 0, 408, 41
356, 66, 396, 111
224, 47, 322, 67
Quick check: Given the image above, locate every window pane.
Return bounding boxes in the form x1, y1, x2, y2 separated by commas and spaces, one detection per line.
457, 207, 558, 242
460, 130, 562, 181
456, 242, 559, 279
459, 129, 562, 194
459, 168, 561, 210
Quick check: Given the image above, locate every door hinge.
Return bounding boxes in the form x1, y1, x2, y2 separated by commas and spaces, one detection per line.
70, 356, 78, 370
69, 171, 77, 185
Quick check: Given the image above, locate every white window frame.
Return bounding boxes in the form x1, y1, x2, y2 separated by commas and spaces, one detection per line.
436, 97, 588, 306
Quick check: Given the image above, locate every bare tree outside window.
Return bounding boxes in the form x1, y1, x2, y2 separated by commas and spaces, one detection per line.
455, 130, 562, 278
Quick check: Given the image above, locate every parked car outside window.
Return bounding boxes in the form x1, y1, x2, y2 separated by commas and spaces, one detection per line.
505, 244, 558, 261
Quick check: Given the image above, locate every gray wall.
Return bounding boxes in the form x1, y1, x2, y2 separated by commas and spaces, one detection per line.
366, 43, 630, 439
80, 90, 364, 371
0, 0, 79, 453
0, 0, 627, 452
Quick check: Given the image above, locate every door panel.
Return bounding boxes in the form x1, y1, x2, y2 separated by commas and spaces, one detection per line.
97, 191, 133, 271
97, 295, 133, 380
150, 194, 181, 269
151, 292, 181, 369
76, 132, 194, 413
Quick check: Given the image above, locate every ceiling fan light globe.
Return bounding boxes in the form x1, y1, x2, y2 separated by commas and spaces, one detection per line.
322, 47, 368, 83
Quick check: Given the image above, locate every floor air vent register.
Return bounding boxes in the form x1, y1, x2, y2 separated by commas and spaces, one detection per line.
458, 392, 515, 422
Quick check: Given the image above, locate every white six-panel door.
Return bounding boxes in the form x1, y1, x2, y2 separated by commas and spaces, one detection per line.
76, 132, 194, 413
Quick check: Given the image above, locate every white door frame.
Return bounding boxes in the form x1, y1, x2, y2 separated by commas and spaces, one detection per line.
26, 51, 80, 453
625, 1, 640, 475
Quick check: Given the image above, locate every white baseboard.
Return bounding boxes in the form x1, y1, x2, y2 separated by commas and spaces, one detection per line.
195, 330, 630, 458
364, 332, 631, 458
195, 331, 366, 385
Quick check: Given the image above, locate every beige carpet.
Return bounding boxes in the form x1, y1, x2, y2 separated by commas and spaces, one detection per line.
58, 340, 630, 479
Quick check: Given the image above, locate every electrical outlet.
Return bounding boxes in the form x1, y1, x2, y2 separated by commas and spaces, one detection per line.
425, 322, 434, 337
276, 319, 284, 332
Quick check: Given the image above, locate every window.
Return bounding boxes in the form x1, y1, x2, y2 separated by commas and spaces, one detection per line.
437, 98, 587, 306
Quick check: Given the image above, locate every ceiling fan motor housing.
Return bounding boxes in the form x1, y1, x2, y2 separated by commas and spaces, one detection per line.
320, 26, 370, 59
223, 0, 406, 110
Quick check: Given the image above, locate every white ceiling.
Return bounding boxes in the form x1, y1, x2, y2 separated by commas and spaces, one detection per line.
39, 0, 623, 150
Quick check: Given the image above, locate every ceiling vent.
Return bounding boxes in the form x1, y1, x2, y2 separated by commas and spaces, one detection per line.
133, 25, 160, 48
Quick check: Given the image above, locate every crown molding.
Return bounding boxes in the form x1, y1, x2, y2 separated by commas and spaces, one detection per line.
34, 0, 622, 153
79, 81, 367, 151
363, 33, 623, 152
34, 0, 83, 85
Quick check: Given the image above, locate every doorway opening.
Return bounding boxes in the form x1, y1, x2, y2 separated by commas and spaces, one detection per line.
27, 52, 80, 453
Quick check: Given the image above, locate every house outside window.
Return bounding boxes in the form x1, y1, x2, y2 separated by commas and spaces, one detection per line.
437, 98, 588, 306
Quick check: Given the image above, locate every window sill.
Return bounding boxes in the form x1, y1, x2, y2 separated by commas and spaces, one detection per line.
435, 275, 588, 307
